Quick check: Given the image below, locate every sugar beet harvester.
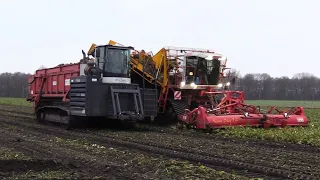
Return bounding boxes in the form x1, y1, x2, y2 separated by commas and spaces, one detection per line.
106, 40, 309, 130
27, 40, 309, 130
27, 44, 158, 129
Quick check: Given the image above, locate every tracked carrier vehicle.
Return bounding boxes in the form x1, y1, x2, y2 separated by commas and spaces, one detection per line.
27, 44, 158, 128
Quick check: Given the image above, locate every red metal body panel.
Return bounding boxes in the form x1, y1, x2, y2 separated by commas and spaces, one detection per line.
27, 63, 81, 113
178, 106, 309, 129
28, 63, 80, 98
178, 89, 309, 129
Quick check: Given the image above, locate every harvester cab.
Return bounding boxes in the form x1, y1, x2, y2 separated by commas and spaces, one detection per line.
83, 43, 134, 83
95, 45, 133, 83
178, 52, 234, 90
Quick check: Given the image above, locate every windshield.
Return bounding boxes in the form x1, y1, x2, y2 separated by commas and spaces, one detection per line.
103, 48, 130, 77
206, 59, 221, 85
186, 56, 198, 67
185, 56, 198, 83
185, 56, 221, 85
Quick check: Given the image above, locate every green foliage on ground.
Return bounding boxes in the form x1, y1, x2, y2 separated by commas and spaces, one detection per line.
224, 100, 320, 146
217, 108, 320, 146
0, 147, 30, 160
0, 97, 32, 107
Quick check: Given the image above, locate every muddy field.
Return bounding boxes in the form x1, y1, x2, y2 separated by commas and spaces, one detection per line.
1, 104, 320, 180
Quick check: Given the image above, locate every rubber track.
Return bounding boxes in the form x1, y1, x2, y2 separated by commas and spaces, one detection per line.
0, 113, 317, 179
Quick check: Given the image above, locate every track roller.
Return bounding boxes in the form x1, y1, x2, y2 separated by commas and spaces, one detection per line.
35, 108, 82, 130
36, 109, 46, 123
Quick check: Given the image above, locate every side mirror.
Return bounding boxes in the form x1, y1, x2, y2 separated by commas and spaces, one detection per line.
231, 77, 236, 85
81, 50, 86, 59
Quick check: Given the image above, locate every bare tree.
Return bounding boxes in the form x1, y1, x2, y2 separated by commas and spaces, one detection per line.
0, 70, 320, 100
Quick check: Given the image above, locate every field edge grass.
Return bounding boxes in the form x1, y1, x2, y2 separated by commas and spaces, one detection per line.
0, 97, 32, 107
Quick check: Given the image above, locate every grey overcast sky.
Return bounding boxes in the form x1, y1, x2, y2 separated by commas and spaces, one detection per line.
0, 0, 319, 77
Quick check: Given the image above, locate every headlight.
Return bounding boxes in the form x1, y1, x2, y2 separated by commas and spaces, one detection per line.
217, 83, 223, 88
190, 82, 195, 87
226, 82, 230, 86
180, 81, 185, 86
189, 72, 193, 76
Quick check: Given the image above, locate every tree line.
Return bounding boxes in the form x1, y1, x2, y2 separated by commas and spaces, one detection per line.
0, 71, 319, 100
231, 72, 320, 100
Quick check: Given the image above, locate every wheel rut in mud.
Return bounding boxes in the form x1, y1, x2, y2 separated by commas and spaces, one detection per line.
0, 105, 320, 180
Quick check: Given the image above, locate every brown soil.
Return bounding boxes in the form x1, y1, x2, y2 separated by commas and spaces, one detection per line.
0, 104, 319, 180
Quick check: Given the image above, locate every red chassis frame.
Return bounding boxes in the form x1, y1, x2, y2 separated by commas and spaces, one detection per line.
178, 91, 309, 129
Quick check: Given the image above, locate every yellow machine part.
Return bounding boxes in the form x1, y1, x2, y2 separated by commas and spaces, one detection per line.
85, 40, 169, 89
86, 40, 123, 55
106, 40, 169, 88
87, 43, 96, 56
129, 48, 168, 87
